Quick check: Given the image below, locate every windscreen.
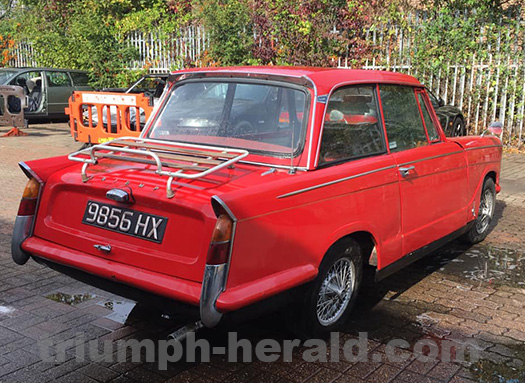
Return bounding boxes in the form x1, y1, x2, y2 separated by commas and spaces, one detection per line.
147, 81, 309, 156
0, 70, 15, 84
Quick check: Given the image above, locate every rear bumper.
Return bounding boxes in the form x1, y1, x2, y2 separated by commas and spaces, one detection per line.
12, 215, 33, 265
19, 237, 317, 327
21, 236, 202, 306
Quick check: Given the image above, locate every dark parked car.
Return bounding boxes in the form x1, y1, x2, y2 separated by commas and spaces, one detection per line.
0, 67, 92, 120
427, 90, 466, 136
100, 74, 167, 97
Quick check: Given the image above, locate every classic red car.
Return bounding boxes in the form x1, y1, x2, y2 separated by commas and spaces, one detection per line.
12, 67, 502, 336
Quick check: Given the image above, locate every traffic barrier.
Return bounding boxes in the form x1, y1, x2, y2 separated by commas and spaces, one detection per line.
66, 91, 154, 144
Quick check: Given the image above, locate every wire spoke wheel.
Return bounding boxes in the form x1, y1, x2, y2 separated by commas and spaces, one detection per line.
476, 188, 494, 234
316, 257, 355, 326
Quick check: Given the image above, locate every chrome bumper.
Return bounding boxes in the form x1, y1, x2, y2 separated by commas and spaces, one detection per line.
199, 264, 226, 328
11, 215, 33, 265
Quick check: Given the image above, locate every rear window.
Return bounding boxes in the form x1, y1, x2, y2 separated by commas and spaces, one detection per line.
70, 72, 90, 87
147, 80, 309, 156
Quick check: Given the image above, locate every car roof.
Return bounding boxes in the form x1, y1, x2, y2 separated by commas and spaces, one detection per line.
170, 66, 422, 91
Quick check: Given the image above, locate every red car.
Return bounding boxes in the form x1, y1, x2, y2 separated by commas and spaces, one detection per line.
12, 67, 502, 336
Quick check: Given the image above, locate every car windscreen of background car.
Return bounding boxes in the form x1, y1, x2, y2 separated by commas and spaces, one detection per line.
0, 70, 16, 84
148, 81, 308, 156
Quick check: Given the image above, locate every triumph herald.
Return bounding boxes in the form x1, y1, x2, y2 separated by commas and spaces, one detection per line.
12, 67, 502, 336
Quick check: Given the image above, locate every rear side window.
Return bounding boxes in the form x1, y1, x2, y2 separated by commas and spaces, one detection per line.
46, 71, 72, 87
70, 72, 90, 87
379, 85, 428, 152
319, 85, 385, 165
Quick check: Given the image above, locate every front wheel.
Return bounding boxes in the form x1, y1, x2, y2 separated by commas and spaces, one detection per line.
295, 238, 363, 337
452, 117, 466, 136
462, 177, 496, 244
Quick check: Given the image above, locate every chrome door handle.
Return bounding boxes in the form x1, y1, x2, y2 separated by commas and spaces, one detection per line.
399, 166, 415, 177
94, 244, 112, 253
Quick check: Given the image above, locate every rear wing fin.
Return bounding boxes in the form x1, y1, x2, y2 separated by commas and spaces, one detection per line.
68, 137, 249, 198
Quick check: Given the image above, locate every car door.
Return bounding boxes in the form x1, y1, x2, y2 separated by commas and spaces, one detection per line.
45, 70, 73, 115
379, 85, 468, 256
8, 70, 47, 117
317, 84, 402, 268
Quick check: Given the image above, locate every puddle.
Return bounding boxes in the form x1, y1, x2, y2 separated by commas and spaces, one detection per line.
0, 305, 16, 316
46, 292, 95, 305
100, 299, 136, 324
419, 242, 524, 288
470, 343, 525, 383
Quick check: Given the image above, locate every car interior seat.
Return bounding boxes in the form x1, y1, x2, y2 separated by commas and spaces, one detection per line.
27, 79, 43, 112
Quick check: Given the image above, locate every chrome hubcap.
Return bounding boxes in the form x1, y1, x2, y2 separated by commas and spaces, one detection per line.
316, 258, 355, 326
476, 188, 494, 234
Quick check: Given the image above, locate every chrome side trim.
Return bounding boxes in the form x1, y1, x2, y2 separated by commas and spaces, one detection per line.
277, 165, 396, 199
465, 145, 502, 151
239, 160, 308, 172
304, 75, 318, 170
396, 151, 464, 167
200, 264, 226, 328
11, 215, 33, 265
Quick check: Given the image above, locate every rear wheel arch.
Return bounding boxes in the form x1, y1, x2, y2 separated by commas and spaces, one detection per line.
321, 230, 377, 269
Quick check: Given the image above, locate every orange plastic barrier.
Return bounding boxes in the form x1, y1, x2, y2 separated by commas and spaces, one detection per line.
66, 91, 154, 144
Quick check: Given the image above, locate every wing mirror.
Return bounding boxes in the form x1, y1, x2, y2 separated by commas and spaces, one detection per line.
438, 97, 445, 107
487, 121, 503, 136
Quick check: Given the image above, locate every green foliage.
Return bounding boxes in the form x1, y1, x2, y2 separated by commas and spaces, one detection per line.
194, 0, 252, 66
1, 0, 191, 87
250, 0, 374, 67
380, 0, 522, 73
3, 0, 136, 87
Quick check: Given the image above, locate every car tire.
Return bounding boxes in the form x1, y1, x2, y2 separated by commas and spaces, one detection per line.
295, 238, 363, 338
452, 117, 466, 136
462, 177, 496, 244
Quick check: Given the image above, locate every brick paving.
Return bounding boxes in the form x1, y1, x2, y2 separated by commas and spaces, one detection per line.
0, 124, 524, 383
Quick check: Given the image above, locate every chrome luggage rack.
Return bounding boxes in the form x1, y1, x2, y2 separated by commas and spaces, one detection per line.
68, 137, 249, 198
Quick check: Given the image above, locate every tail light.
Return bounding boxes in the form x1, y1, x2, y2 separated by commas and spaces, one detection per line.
17, 178, 41, 216
206, 214, 234, 265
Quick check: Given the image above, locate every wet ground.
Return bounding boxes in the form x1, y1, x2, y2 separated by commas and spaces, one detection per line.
0, 123, 524, 382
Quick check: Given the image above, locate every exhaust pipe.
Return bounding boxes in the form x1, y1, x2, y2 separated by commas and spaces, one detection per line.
167, 320, 203, 343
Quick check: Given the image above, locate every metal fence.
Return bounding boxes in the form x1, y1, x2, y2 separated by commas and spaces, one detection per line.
125, 26, 209, 73
9, 41, 37, 68
338, 12, 525, 145
9, 13, 525, 147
